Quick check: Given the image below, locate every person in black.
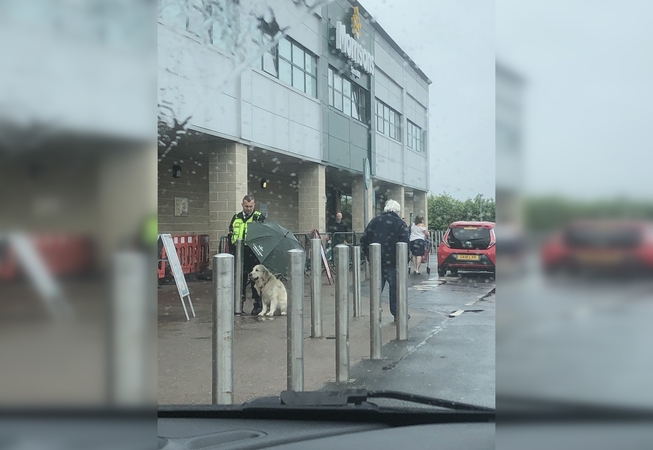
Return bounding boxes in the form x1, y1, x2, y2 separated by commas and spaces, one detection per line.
360, 199, 410, 321
228, 195, 266, 315
329, 212, 349, 247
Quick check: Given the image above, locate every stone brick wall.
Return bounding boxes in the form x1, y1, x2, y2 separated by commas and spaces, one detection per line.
158, 155, 209, 235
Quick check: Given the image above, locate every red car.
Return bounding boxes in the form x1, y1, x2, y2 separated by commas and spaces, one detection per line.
541, 220, 653, 275
437, 221, 496, 276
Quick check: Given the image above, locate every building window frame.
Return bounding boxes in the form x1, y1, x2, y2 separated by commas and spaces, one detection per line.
375, 99, 401, 141
256, 36, 318, 98
407, 120, 424, 153
328, 66, 369, 123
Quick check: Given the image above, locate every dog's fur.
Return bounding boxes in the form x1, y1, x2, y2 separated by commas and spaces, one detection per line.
249, 264, 288, 316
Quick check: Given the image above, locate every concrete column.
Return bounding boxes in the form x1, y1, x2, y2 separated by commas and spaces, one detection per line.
366, 180, 374, 227
388, 185, 405, 218
298, 163, 326, 233
99, 145, 157, 268
352, 178, 374, 231
404, 193, 414, 223
413, 190, 428, 228
209, 142, 248, 255
351, 178, 364, 232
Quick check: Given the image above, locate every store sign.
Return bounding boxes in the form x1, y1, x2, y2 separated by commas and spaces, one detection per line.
351, 7, 362, 39
334, 20, 375, 76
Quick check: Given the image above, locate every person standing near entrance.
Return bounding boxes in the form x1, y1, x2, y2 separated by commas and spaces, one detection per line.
330, 212, 349, 246
228, 195, 265, 315
409, 215, 429, 275
360, 199, 410, 322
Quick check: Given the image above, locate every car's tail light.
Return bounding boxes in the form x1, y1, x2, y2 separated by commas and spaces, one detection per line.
441, 230, 451, 247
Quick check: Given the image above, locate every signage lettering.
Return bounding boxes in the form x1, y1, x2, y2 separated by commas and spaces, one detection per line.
335, 21, 375, 76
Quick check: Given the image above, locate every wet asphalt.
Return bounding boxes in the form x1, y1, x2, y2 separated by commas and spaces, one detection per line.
158, 265, 495, 407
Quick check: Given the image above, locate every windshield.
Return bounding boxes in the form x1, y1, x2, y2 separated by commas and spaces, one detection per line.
447, 227, 492, 249
155, 0, 495, 412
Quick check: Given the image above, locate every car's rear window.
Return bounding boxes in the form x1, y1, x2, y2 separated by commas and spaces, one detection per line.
447, 226, 492, 250
563, 225, 642, 249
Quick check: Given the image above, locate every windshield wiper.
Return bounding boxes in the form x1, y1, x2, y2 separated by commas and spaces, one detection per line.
280, 389, 494, 413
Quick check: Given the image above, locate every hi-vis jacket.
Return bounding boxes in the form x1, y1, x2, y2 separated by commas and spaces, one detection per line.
229, 210, 265, 244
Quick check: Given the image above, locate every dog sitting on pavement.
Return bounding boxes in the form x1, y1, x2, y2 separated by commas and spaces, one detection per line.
248, 264, 288, 317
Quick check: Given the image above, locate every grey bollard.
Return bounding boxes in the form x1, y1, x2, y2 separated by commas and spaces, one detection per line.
234, 239, 243, 314
352, 246, 362, 317
212, 253, 234, 405
396, 242, 408, 341
110, 251, 152, 405
335, 244, 350, 382
287, 249, 305, 391
369, 243, 382, 360
310, 238, 323, 338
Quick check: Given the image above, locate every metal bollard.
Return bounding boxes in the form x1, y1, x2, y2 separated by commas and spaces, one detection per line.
110, 251, 152, 405
352, 246, 362, 317
234, 239, 243, 315
335, 244, 350, 382
396, 242, 408, 341
212, 254, 234, 405
369, 243, 382, 360
310, 238, 323, 338
287, 249, 305, 391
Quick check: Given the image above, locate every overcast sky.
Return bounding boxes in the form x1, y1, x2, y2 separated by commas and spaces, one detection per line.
362, 0, 495, 201
497, 0, 653, 200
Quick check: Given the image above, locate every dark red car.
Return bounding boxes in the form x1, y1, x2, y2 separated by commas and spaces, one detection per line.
437, 221, 496, 276
541, 220, 653, 275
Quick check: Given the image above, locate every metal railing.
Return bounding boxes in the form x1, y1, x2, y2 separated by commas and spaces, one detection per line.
429, 230, 447, 251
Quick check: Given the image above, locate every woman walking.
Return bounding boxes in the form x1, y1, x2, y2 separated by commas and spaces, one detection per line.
409, 216, 429, 274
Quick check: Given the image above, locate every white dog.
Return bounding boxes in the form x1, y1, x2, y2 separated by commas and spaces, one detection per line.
249, 264, 288, 317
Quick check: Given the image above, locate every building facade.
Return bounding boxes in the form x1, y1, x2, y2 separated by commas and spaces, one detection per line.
158, 0, 432, 254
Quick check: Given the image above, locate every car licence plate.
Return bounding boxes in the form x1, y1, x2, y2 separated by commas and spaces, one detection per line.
457, 254, 480, 261
576, 252, 624, 264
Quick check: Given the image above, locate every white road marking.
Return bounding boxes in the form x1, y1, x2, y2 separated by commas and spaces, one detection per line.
448, 309, 465, 318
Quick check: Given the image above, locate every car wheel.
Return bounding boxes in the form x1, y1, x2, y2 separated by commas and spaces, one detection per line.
438, 266, 446, 277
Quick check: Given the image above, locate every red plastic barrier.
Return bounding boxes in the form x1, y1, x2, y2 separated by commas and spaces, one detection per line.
158, 233, 212, 281
0, 243, 18, 281
0, 234, 95, 281
158, 244, 168, 280
172, 235, 195, 275
197, 234, 210, 273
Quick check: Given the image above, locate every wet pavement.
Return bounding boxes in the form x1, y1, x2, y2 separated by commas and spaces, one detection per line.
498, 251, 653, 409
158, 266, 495, 407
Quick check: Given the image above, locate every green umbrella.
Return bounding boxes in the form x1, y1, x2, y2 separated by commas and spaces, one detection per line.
246, 221, 304, 277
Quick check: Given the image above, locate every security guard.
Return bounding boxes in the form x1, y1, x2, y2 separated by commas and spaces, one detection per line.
228, 195, 265, 315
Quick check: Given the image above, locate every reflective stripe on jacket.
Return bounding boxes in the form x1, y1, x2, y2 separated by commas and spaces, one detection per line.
230, 211, 263, 244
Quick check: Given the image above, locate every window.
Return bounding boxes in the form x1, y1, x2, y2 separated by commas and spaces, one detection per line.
328, 67, 369, 123
256, 36, 317, 97
407, 120, 424, 152
375, 100, 400, 141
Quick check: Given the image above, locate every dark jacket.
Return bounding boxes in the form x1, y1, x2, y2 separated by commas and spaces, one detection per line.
360, 211, 410, 267
329, 220, 349, 246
